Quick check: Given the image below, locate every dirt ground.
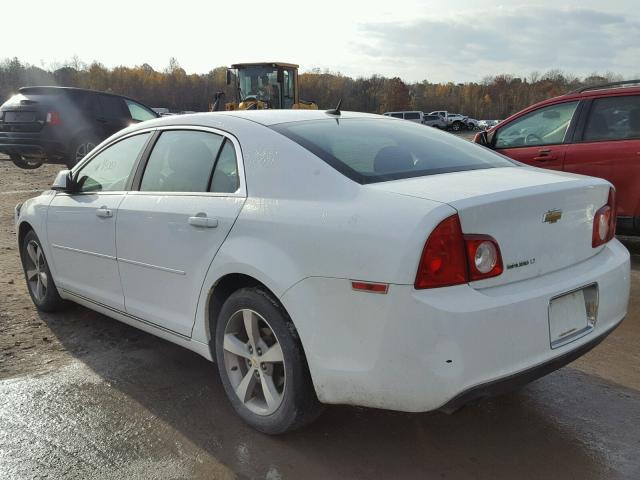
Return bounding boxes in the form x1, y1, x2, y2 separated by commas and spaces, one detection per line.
0, 155, 639, 479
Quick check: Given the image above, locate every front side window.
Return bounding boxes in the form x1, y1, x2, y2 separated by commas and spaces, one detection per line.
272, 118, 515, 184
237, 66, 282, 108
75, 133, 151, 192
583, 95, 640, 142
495, 101, 579, 149
125, 99, 157, 122
140, 130, 239, 193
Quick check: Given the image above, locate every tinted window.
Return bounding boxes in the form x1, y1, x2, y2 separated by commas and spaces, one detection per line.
69, 92, 100, 115
272, 118, 515, 184
125, 99, 157, 122
405, 112, 421, 120
210, 140, 240, 193
99, 95, 126, 118
390, 113, 403, 118
76, 133, 150, 192
424, 115, 438, 121
495, 101, 578, 148
584, 95, 640, 142
140, 130, 224, 192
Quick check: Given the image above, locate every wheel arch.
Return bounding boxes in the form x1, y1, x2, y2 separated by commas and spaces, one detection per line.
17, 220, 34, 250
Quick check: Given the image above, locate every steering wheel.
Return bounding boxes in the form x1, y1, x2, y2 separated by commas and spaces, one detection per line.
525, 133, 542, 145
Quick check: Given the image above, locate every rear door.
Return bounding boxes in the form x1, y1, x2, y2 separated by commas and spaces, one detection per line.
116, 128, 246, 336
564, 94, 640, 221
46, 131, 152, 309
494, 101, 580, 171
97, 94, 131, 137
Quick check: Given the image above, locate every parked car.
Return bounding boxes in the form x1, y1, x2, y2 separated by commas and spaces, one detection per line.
16, 110, 629, 434
475, 80, 640, 234
465, 117, 480, 130
422, 114, 448, 128
383, 110, 425, 123
478, 119, 501, 130
428, 111, 469, 131
0, 86, 158, 169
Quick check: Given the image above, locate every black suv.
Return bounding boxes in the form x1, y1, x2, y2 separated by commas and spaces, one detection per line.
0, 86, 158, 169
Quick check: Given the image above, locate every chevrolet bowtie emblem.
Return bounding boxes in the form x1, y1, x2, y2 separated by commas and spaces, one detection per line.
543, 209, 562, 224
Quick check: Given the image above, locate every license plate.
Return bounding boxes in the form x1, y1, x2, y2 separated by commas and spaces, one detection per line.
4, 111, 36, 123
548, 284, 598, 349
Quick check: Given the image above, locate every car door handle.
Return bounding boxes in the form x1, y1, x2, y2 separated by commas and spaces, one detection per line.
533, 149, 557, 162
96, 206, 113, 218
188, 214, 218, 228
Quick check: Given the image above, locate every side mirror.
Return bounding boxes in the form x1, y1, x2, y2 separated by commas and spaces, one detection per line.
51, 169, 76, 192
226, 69, 232, 85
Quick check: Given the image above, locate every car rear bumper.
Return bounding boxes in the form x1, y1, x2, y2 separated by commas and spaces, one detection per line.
0, 132, 66, 161
281, 239, 630, 412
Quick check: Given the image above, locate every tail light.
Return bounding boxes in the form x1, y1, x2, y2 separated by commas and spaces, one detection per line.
592, 188, 616, 248
415, 214, 503, 289
46, 111, 62, 125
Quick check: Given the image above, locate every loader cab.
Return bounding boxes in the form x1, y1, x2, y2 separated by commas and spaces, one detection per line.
227, 62, 298, 110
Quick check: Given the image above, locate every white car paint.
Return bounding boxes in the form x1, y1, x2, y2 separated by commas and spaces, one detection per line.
16, 110, 630, 413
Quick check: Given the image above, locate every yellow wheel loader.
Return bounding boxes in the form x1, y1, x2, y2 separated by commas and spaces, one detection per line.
214, 62, 317, 111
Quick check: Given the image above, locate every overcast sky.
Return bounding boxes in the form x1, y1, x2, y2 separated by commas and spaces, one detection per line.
5, 0, 639, 83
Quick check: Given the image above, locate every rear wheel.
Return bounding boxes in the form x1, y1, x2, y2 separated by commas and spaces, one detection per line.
67, 133, 99, 168
215, 287, 323, 434
11, 153, 43, 169
20, 230, 64, 312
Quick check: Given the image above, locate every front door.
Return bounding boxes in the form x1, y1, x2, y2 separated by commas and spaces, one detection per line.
46, 132, 151, 309
116, 129, 246, 336
494, 100, 580, 171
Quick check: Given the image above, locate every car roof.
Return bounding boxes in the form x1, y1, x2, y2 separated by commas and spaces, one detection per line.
145, 109, 384, 127
18, 86, 137, 100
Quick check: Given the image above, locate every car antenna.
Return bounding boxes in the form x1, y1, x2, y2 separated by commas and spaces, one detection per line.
326, 98, 342, 116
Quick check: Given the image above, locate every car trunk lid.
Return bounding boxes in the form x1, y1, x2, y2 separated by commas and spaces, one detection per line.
369, 166, 611, 288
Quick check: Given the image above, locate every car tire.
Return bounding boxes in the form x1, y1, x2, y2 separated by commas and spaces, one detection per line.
67, 133, 100, 168
215, 287, 323, 434
20, 230, 65, 312
451, 121, 463, 132
11, 153, 43, 170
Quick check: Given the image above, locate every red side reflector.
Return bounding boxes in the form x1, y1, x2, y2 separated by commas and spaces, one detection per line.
352, 281, 389, 294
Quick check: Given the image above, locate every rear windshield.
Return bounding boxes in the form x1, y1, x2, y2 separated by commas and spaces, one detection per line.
271, 118, 515, 184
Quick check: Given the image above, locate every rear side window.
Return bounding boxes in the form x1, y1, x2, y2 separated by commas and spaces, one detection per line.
272, 118, 515, 184
405, 112, 421, 120
76, 133, 151, 192
99, 95, 126, 118
583, 95, 640, 142
390, 113, 403, 118
140, 130, 239, 193
495, 101, 579, 148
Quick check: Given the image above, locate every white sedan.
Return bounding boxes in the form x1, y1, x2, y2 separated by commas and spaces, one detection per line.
15, 110, 630, 434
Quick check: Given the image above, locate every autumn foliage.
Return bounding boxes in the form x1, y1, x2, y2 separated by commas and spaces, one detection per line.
0, 57, 624, 119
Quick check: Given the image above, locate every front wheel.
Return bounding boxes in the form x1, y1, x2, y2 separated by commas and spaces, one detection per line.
20, 230, 64, 312
215, 287, 323, 434
451, 121, 463, 132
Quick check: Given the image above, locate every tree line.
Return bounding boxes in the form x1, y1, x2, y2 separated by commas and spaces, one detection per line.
0, 57, 625, 119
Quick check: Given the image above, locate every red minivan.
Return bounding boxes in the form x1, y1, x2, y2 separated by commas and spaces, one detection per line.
475, 81, 640, 234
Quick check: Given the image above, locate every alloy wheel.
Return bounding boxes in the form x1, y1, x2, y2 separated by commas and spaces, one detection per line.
222, 309, 286, 416
24, 240, 48, 302
75, 142, 96, 162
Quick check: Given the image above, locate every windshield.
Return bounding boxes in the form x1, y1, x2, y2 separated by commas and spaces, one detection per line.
237, 66, 281, 108
272, 118, 516, 184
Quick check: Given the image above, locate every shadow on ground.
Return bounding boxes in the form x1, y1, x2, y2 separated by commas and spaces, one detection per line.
3, 239, 639, 479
